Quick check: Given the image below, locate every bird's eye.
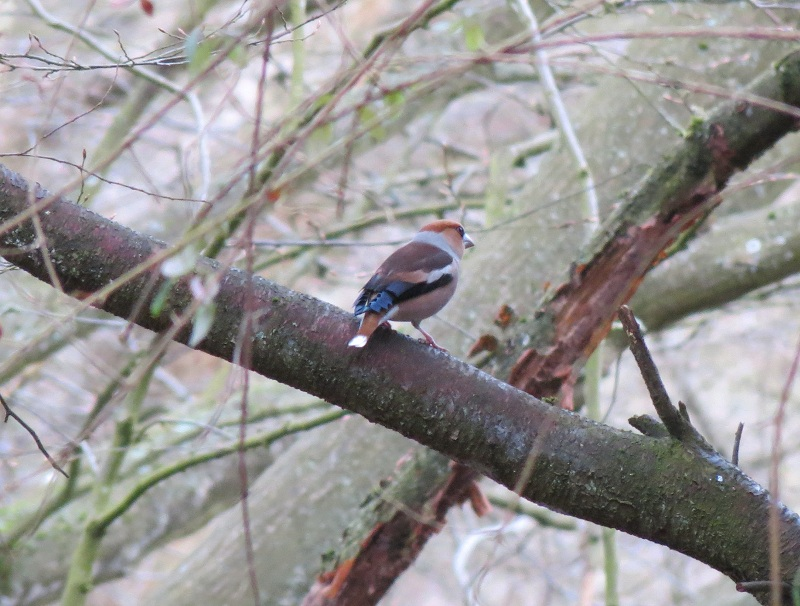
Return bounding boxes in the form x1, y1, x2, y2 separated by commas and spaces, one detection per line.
457, 225, 465, 236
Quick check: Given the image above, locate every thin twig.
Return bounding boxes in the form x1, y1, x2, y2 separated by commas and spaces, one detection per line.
736, 580, 793, 599
91, 409, 345, 533
618, 306, 685, 439
628, 415, 669, 439
768, 330, 800, 606
254, 238, 408, 247
483, 486, 577, 530
732, 422, 744, 466
620, 307, 716, 453
248, 15, 274, 197
1, 393, 68, 477
515, 0, 599, 231
255, 200, 485, 270
24, 0, 210, 196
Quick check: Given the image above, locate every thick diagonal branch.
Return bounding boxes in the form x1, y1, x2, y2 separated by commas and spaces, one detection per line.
1, 163, 800, 602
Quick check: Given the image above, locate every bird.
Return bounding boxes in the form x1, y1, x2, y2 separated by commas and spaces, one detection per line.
348, 219, 474, 349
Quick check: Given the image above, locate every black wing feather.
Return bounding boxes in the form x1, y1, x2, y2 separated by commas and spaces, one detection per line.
353, 275, 453, 317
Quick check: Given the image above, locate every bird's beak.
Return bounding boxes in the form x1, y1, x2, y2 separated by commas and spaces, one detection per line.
463, 233, 475, 249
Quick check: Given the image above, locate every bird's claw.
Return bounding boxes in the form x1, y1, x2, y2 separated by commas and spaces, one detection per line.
418, 337, 448, 351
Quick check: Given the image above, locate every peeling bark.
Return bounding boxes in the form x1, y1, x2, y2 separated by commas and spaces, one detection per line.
506, 50, 800, 402
302, 458, 482, 606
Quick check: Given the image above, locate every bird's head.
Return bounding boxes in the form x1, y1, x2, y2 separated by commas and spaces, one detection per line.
417, 220, 474, 258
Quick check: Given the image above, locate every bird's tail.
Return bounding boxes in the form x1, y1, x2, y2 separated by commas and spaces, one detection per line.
348, 312, 382, 348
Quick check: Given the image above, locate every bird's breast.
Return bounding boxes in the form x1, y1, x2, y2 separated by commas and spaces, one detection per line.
388, 277, 458, 322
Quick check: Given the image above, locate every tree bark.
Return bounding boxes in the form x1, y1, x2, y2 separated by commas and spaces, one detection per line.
150, 416, 421, 606
632, 196, 800, 330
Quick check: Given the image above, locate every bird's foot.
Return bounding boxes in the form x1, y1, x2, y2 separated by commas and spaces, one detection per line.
418, 337, 448, 351
412, 322, 447, 351
417, 333, 448, 351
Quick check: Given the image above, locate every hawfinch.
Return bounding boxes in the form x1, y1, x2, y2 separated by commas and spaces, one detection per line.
348, 220, 474, 349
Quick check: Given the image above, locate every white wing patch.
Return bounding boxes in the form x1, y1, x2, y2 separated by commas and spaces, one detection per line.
426, 262, 455, 283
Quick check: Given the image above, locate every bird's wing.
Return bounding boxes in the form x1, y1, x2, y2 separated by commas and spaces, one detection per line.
353, 242, 455, 316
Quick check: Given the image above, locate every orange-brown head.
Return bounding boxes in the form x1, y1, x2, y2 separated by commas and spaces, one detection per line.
416, 220, 474, 259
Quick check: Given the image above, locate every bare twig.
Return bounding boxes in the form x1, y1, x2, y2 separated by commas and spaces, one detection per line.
618, 306, 712, 451
254, 237, 410, 248
24, 0, 210, 196
1, 392, 68, 477
735, 580, 793, 600
732, 422, 744, 466
769, 330, 800, 606
515, 0, 599, 231
618, 307, 683, 435
628, 415, 669, 439
483, 486, 577, 530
